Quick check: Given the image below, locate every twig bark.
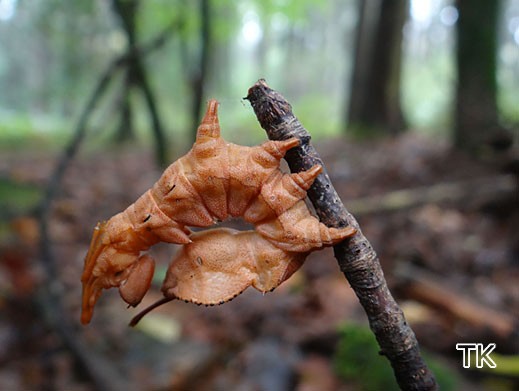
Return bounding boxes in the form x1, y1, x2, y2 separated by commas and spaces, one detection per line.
245, 79, 438, 391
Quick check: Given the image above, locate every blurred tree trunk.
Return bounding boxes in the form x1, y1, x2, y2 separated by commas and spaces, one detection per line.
112, 0, 168, 167
113, 0, 138, 142
346, 0, 408, 135
454, 0, 501, 153
190, 0, 212, 140
117, 79, 134, 141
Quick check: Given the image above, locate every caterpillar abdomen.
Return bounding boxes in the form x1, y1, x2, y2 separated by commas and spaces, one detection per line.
80, 99, 357, 325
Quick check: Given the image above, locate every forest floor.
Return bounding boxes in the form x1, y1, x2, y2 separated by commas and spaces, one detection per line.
0, 132, 517, 390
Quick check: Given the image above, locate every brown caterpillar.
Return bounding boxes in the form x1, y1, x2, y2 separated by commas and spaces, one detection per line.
80, 100, 356, 325
128, 228, 308, 326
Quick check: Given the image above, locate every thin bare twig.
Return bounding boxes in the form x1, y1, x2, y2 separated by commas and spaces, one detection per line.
112, 0, 169, 167
347, 174, 516, 215
39, 21, 177, 233
36, 23, 177, 390
245, 79, 438, 391
395, 264, 517, 340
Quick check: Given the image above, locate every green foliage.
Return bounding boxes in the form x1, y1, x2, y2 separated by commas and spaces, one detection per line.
345, 123, 391, 140
333, 323, 459, 391
137, 0, 182, 40
471, 352, 519, 377
293, 94, 341, 138
334, 323, 397, 390
0, 0, 517, 150
499, 87, 519, 124
401, 50, 454, 136
210, 0, 241, 42
254, 0, 327, 24
0, 0, 116, 118
0, 112, 69, 150
0, 178, 41, 215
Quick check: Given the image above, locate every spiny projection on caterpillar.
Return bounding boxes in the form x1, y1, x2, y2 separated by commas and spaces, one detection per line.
80, 99, 356, 325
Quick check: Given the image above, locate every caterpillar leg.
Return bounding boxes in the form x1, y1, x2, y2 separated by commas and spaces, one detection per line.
243, 165, 322, 223
260, 138, 300, 160
118, 255, 155, 307
250, 235, 306, 292
263, 165, 323, 215
255, 201, 356, 252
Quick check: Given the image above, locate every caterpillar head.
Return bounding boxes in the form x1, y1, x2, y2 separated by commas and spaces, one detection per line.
80, 222, 155, 324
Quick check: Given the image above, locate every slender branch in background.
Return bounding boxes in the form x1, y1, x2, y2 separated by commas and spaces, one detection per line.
347, 175, 517, 216
113, 0, 138, 142
113, 0, 169, 167
245, 79, 438, 391
39, 21, 176, 277
395, 264, 517, 341
39, 57, 118, 279
37, 58, 130, 391
36, 23, 177, 391
135, 62, 168, 167
190, 0, 212, 139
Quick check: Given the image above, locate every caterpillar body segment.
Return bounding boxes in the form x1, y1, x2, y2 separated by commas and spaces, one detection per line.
161, 228, 306, 305
80, 99, 356, 325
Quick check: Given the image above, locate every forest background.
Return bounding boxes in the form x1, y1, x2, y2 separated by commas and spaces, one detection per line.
0, 0, 517, 153
0, 1, 517, 390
